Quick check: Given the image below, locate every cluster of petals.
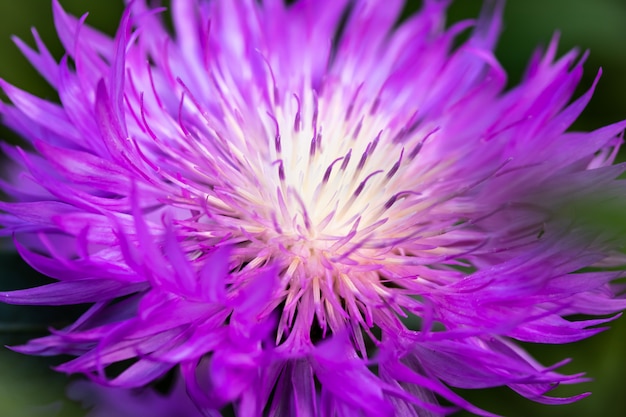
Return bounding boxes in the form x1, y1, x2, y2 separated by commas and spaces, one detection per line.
1, 0, 626, 415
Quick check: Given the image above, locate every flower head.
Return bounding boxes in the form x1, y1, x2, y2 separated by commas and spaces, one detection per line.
2, 0, 626, 415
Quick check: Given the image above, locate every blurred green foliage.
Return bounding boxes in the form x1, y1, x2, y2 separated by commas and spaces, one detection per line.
1, 0, 626, 416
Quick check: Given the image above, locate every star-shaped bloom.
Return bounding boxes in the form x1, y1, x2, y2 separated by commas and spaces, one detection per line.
2, 0, 626, 415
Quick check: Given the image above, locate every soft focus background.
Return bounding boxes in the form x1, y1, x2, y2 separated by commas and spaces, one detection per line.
1, 0, 626, 416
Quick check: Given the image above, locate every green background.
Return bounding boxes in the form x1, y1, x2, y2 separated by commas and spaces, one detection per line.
1, 0, 626, 416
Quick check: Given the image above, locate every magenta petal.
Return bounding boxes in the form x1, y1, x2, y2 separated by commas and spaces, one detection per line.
0, 280, 147, 306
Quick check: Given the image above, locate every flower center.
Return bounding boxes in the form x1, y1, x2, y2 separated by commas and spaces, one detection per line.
219, 85, 444, 344
257, 86, 435, 248
181, 77, 443, 344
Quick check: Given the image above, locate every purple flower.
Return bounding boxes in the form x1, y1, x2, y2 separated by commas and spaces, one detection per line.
1, 0, 626, 415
